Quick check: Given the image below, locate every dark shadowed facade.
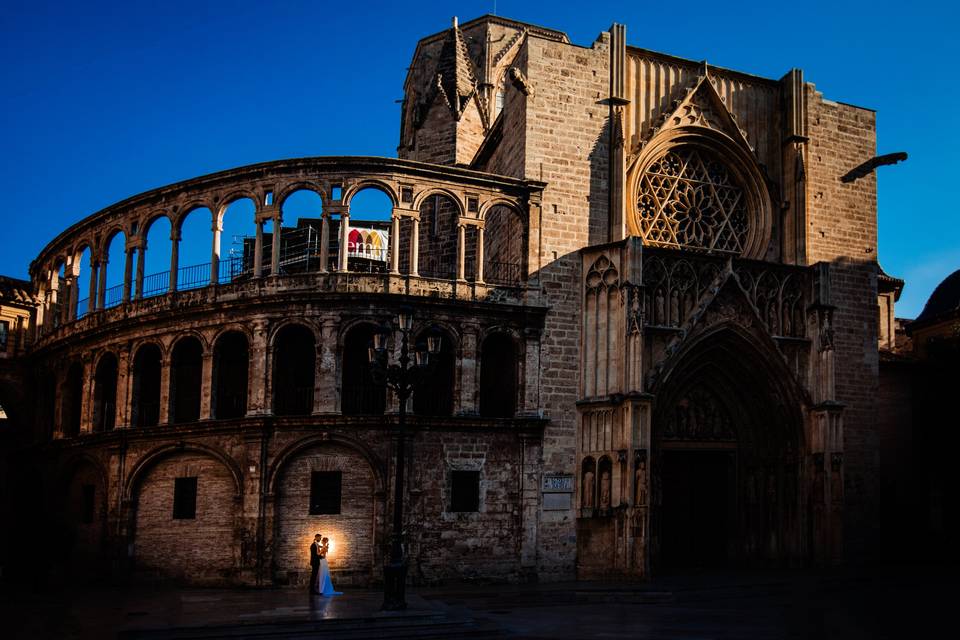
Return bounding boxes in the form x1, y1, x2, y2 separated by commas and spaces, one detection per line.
0, 15, 902, 586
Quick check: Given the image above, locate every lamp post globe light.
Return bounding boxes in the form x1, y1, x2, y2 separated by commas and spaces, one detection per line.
368, 307, 441, 610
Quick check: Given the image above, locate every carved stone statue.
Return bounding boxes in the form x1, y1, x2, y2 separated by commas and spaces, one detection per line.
634, 454, 647, 505
655, 288, 665, 325
599, 470, 611, 509
670, 289, 680, 325
583, 470, 595, 509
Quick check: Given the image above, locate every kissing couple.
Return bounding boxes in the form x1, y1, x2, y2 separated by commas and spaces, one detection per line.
309, 534, 343, 596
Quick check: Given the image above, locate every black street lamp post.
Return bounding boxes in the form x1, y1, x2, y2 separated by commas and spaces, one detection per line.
369, 308, 440, 610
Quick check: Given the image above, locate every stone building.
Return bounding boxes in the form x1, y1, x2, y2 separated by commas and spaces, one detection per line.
0, 15, 895, 585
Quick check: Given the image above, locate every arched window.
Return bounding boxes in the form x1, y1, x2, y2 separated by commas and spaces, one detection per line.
219, 198, 256, 283
346, 187, 392, 273
413, 328, 455, 417
278, 189, 323, 274
479, 333, 517, 418
177, 208, 213, 290
132, 344, 162, 427
74, 246, 95, 318
417, 194, 458, 279
102, 231, 126, 308
213, 332, 249, 419
341, 324, 386, 415
61, 362, 84, 437
92, 353, 118, 432
170, 337, 203, 423
273, 324, 316, 416
142, 216, 173, 298
483, 205, 524, 286
636, 147, 749, 254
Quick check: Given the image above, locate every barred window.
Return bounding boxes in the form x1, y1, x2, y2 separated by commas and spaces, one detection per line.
0, 320, 8, 351
636, 148, 748, 254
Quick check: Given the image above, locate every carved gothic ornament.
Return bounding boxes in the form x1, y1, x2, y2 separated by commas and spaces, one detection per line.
626, 89, 774, 260
662, 386, 736, 442
636, 148, 749, 254
641, 250, 809, 340
585, 255, 620, 292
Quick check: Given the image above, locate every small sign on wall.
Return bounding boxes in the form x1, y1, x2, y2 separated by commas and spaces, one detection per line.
542, 474, 574, 511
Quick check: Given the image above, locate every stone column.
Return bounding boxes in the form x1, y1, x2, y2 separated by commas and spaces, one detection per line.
338, 210, 350, 272
168, 229, 181, 293
87, 258, 99, 312
409, 217, 420, 277
598, 395, 653, 578
319, 213, 330, 273
96, 256, 108, 309
458, 323, 479, 415
64, 275, 77, 322
80, 355, 94, 433
200, 349, 214, 420
270, 213, 283, 276
135, 245, 146, 299
315, 318, 338, 414
53, 365, 65, 438
253, 221, 264, 278
456, 223, 466, 281
526, 193, 543, 284
115, 346, 131, 428
210, 213, 222, 285
247, 320, 269, 415
158, 353, 172, 425
123, 247, 134, 302
518, 434, 542, 579
522, 328, 542, 415
390, 213, 400, 275
475, 225, 485, 284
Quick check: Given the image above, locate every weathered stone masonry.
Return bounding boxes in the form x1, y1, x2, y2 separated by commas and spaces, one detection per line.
1, 14, 889, 585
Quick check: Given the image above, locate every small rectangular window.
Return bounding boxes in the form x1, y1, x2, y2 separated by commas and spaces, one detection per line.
81, 484, 95, 524
0, 320, 8, 351
450, 470, 480, 512
310, 471, 342, 515
172, 476, 198, 520
401, 186, 413, 203
331, 185, 343, 201
264, 191, 274, 206
467, 196, 479, 213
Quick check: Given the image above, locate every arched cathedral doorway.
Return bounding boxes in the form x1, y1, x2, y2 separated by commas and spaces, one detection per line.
651, 326, 805, 571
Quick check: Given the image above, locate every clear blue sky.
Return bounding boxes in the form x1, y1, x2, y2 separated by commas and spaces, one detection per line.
1, 0, 956, 317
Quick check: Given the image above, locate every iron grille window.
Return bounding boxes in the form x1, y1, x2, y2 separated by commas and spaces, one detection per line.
0, 320, 8, 351
172, 477, 198, 520
450, 470, 480, 512
80, 484, 95, 524
309, 471, 342, 515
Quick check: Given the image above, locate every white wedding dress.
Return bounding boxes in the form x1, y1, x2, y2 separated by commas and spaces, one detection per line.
316, 556, 342, 596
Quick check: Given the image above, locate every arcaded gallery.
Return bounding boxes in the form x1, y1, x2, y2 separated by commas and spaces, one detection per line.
0, 15, 928, 587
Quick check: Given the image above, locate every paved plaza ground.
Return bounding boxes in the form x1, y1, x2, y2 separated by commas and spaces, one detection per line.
2, 565, 951, 639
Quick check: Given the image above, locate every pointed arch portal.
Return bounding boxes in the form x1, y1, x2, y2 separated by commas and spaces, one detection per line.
651, 326, 805, 570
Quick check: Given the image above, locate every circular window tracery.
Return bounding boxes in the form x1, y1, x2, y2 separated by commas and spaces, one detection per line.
636, 147, 749, 255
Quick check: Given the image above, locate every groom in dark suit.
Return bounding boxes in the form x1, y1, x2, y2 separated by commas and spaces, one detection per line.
309, 533, 322, 594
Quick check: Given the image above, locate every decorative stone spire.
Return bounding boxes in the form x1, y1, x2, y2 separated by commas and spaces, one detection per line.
434, 16, 478, 118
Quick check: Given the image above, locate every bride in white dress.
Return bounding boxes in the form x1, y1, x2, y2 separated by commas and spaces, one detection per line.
315, 537, 342, 596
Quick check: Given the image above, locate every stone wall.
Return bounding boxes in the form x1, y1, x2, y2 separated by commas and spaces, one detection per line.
520, 33, 610, 580
804, 88, 880, 561
274, 442, 377, 586
133, 451, 239, 583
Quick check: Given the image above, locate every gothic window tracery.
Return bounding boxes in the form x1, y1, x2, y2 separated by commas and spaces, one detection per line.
636, 148, 749, 254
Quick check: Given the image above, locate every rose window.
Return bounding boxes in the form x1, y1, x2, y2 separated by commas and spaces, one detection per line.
635, 148, 749, 254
